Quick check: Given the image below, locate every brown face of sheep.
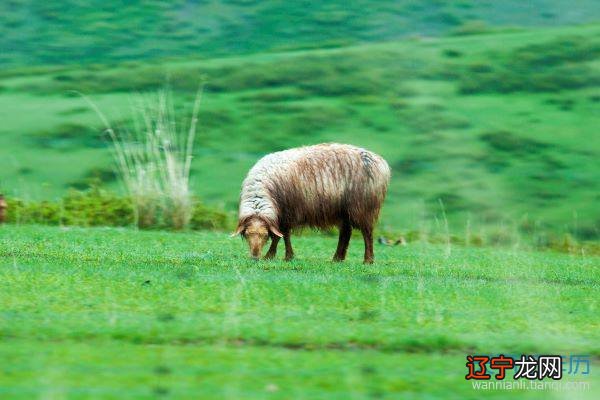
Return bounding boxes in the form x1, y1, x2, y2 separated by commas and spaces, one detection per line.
0, 196, 6, 223
232, 217, 283, 259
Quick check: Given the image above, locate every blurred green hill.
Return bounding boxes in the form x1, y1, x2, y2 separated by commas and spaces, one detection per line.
1, 22, 598, 239
1, 0, 600, 66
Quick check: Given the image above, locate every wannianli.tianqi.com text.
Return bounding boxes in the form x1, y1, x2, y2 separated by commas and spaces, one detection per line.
471, 380, 590, 391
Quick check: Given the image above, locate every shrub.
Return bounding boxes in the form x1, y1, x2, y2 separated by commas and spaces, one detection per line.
480, 130, 550, 155
570, 224, 600, 241
2, 190, 228, 231
61, 187, 134, 227
190, 203, 229, 230
442, 49, 462, 58
510, 37, 600, 67
457, 37, 600, 94
5, 199, 62, 225
29, 123, 103, 149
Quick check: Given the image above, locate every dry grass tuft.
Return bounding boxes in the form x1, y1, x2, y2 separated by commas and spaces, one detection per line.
85, 88, 203, 229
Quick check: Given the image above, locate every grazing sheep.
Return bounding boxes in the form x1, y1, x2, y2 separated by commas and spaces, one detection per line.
233, 143, 390, 263
0, 195, 6, 224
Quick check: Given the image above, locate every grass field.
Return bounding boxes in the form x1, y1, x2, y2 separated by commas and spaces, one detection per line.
1, 225, 598, 398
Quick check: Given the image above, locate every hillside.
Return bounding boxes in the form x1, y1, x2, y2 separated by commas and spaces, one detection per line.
1, 0, 600, 66
1, 24, 599, 238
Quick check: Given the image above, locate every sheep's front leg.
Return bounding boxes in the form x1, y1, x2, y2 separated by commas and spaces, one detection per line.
284, 232, 294, 261
264, 235, 280, 259
361, 226, 374, 264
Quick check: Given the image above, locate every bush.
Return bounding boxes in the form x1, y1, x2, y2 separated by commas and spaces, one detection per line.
510, 37, 600, 67
442, 49, 462, 58
6, 199, 62, 225
457, 37, 600, 94
190, 203, 229, 230
480, 130, 550, 155
2, 189, 228, 231
29, 123, 103, 149
61, 187, 134, 227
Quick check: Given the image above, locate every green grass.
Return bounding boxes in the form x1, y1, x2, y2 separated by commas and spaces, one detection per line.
0, 225, 598, 398
1, 3, 598, 398
1, 24, 599, 239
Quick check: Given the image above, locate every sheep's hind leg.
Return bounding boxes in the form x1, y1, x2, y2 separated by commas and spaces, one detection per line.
264, 235, 280, 259
333, 221, 352, 262
361, 226, 374, 264
284, 232, 294, 261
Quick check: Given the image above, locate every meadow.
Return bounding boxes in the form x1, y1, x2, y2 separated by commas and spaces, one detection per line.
0, 225, 598, 398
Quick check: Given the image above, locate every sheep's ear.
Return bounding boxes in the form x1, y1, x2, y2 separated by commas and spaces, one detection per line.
230, 223, 244, 237
269, 225, 284, 238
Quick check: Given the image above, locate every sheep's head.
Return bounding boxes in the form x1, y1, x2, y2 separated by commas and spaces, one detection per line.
232, 216, 283, 259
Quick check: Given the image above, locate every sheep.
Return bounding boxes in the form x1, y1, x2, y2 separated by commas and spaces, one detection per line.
232, 143, 390, 263
0, 195, 6, 224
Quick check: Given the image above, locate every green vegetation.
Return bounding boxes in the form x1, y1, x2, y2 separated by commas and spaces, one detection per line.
5, 188, 600, 256
456, 36, 600, 94
1, 24, 599, 239
91, 89, 202, 230
5, 187, 133, 227
0, 225, 598, 398
1, 2, 598, 398
5, 187, 229, 231
3, 0, 600, 67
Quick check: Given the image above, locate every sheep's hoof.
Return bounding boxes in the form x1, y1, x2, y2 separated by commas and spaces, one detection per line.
264, 253, 276, 260
332, 255, 345, 262
284, 254, 294, 261
363, 258, 374, 264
